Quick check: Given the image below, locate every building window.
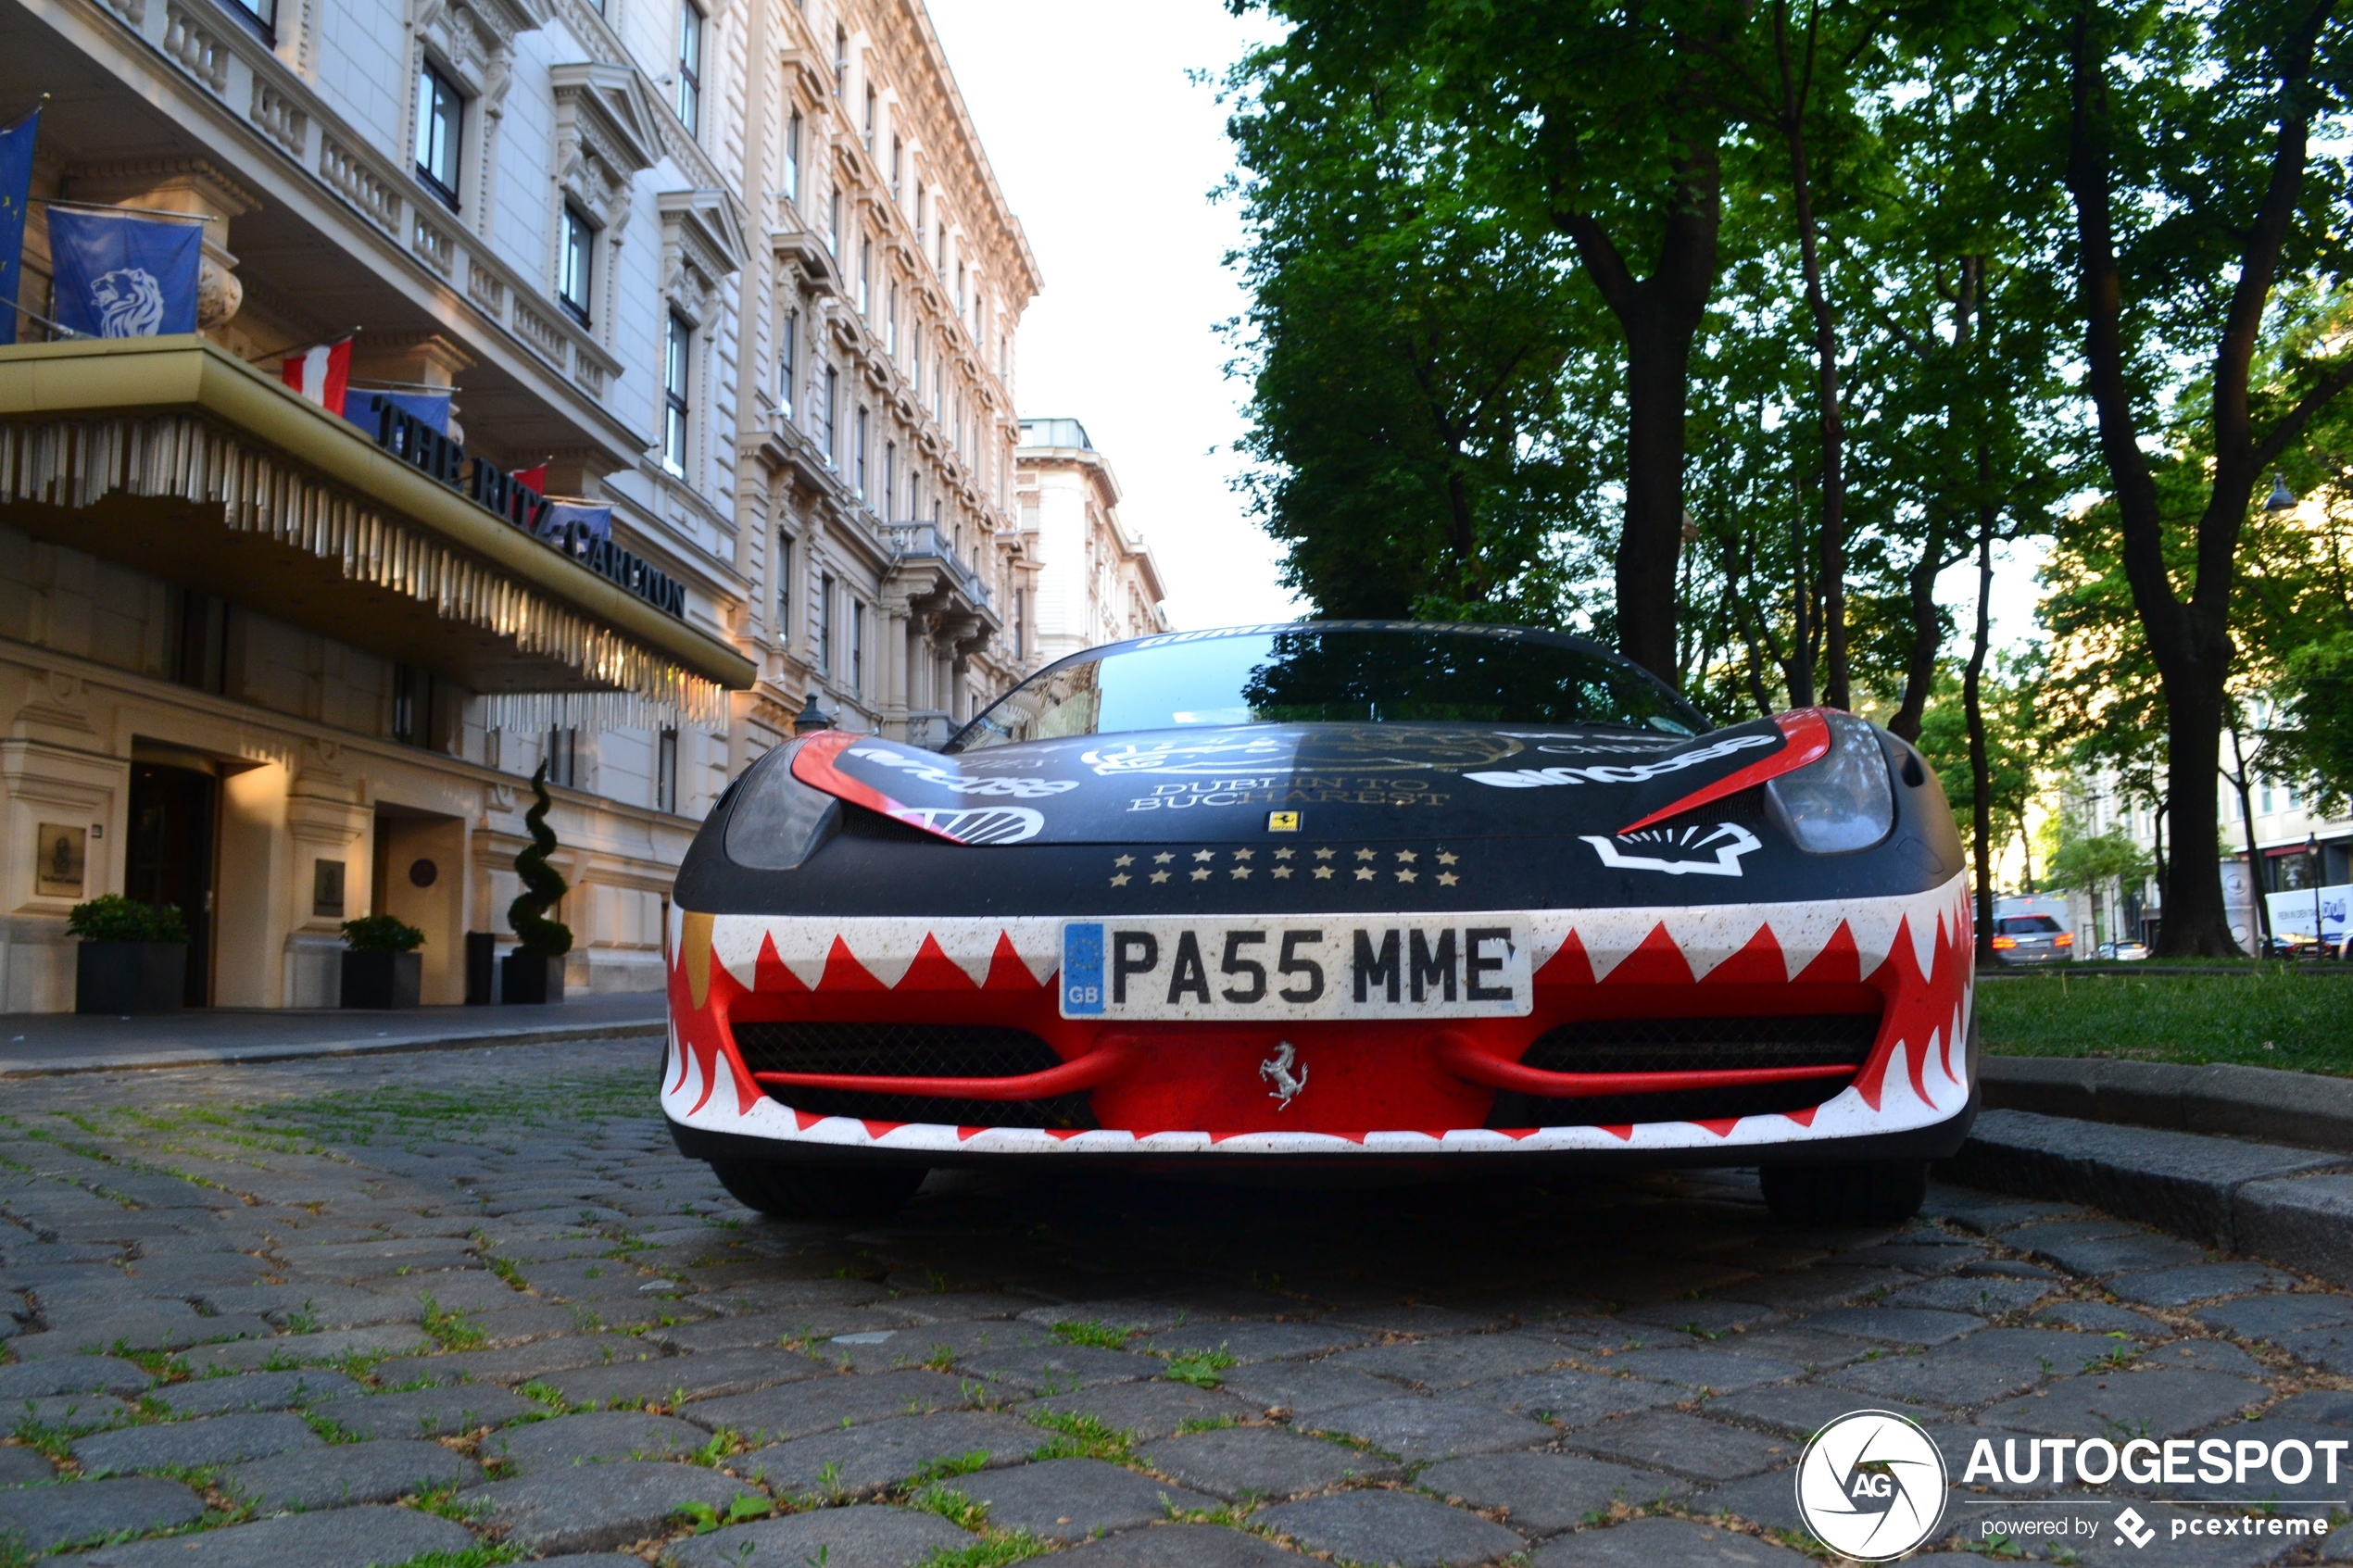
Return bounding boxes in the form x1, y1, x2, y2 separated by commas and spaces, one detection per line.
909, 471, 922, 521
1013, 587, 1025, 661
956, 261, 966, 318
850, 600, 865, 695
785, 110, 802, 207
864, 85, 877, 154
674, 2, 704, 134
777, 309, 797, 420
558, 205, 595, 325
826, 190, 840, 257
912, 326, 924, 394
815, 572, 833, 673
853, 407, 869, 501
656, 728, 679, 814
890, 136, 903, 202
886, 282, 898, 357
414, 59, 463, 208
662, 310, 692, 479
776, 533, 792, 633
392, 664, 432, 747
220, 0, 276, 39
546, 728, 577, 789
821, 364, 839, 463
884, 441, 897, 518
859, 238, 871, 318
834, 26, 849, 97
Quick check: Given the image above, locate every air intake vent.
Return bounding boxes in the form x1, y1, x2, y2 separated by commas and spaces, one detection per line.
1486, 1009, 1879, 1129
728, 1022, 1096, 1130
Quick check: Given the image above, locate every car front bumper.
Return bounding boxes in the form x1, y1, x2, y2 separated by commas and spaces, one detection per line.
661, 872, 1975, 1164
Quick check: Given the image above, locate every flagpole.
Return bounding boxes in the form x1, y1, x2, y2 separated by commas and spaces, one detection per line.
31, 197, 215, 224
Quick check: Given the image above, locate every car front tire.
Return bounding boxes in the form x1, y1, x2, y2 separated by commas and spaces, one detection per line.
1760, 1160, 1928, 1225
709, 1160, 928, 1221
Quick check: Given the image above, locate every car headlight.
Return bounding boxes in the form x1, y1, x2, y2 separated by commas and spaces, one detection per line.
1764, 710, 1894, 853
723, 742, 840, 870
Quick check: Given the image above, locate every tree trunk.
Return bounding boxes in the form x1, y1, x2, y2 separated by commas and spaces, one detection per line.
1965, 511, 1997, 962
2225, 705, 2271, 951
1775, 2, 1848, 709
1552, 142, 1723, 686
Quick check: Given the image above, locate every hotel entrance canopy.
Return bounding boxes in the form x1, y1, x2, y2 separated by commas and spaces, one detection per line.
0, 337, 752, 724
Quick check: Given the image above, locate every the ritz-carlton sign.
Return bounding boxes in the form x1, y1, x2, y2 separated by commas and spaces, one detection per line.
370, 400, 688, 620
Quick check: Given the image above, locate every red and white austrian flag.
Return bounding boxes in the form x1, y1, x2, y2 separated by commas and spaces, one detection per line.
280, 337, 350, 416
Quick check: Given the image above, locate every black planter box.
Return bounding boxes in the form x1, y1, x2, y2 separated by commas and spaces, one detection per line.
340, 950, 422, 1010
502, 951, 567, 1005
75, 942, 185, 1014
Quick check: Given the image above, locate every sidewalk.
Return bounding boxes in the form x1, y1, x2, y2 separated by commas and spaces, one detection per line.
0, 991, 667, 1077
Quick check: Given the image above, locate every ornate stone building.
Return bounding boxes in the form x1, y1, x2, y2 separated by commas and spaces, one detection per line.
1016, 418, 1169, 664
732, 0, 1042, 753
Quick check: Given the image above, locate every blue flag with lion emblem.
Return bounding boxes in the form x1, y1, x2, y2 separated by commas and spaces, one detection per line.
47, 208, 199, 339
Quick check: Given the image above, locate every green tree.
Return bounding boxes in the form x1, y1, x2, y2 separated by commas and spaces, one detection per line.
2042, 0, 2353, 954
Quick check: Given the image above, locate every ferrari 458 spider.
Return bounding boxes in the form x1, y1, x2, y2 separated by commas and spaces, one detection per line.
664, 621, 1975, 1223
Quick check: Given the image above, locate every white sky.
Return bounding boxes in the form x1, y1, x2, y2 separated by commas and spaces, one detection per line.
925, 3, 2051, 658
925, 0, 1302, 631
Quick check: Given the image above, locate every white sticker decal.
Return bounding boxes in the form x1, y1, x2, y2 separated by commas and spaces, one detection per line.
1466, 732, 1775, 788
1579, 822, 1762, 878
891, 806, 1044, 845
845, 746, 1078, 798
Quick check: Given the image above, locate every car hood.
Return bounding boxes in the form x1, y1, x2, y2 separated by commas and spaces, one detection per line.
791, 715, 1824, 847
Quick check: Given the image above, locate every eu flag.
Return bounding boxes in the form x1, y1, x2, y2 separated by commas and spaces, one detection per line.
0, 110, 36, 345
48, 208, 200, 338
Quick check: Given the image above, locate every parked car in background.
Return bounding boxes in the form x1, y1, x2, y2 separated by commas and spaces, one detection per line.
2095, 940, 2150, 961
1991, 896, 2075, 965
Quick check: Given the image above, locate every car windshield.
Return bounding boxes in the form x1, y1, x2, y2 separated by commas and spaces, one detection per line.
948, 625, 1705, 752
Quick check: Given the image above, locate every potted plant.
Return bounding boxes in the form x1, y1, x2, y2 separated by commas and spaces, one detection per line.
69, 894, 188, 1014
503, 760, 573, 1004
339, 915, 424, 1010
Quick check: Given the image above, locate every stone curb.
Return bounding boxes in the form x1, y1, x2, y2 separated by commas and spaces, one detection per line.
0, 1018, 665, 1078
1981, 1053, 2353, 1153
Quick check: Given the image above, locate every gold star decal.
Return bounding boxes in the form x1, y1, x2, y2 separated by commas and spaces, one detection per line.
1396, 849, 1417, 863
1272, 866, 1293, 879
1396, 869, 1417, 884
1438, 872, 1460, 886
1354, 868, 1376, 881
1354, 848, 1376, 861
1314, 847, 1337, 860
1233, 848, 1253, 861
1193, 849, 1215, 862
1110, 873, 1131, 887
1190, 868, 1211, 882
1114, 854, 1134, 868
1274, 847, 1295, 860
1437, 851, 1459, 866
1153, 852, 1175, 865
1230, 867, 1251, 880
1314, 866, 1335, 880
1151, 871, 1171, 884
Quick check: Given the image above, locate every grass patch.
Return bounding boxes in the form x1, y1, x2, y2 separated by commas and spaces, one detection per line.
673, 1493, 774, 1534
1979, 967, 2353, 1071
1049, 1320, 1132, 1350
915, 1538, 1053, 1567
1176, 1414, 1239, 1434
378, 1547, 528, 1568
1025, 1410, 1134, 1464
1162, 1347, 1237, 1388
418, 1297, 486, 1353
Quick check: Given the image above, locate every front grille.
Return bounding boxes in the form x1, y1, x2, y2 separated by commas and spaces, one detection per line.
729, 1022, 1097, 1130
1485, 1010, 1878, 1129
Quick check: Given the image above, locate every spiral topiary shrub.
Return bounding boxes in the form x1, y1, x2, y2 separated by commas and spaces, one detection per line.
508, 760, 573, 958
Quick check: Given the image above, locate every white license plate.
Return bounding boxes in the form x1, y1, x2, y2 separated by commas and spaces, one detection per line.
1059, 918, 1533, 1022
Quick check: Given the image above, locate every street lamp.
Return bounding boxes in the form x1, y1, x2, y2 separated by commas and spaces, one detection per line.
795, 692, 836, 734
2315, 832, 2327, 958
2267, 471, 2298, 511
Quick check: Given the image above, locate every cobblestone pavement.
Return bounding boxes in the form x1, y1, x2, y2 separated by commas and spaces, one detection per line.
6, 1040, 2353, 1565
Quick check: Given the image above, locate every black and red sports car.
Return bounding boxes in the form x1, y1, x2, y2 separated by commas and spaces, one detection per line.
664, 621, 1975, 1223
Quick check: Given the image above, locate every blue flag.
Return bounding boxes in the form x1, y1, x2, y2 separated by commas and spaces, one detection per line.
540, 501, 613, 546
0, 111, 37, 346
47, 208, 200, 338
344, 388, 450, 436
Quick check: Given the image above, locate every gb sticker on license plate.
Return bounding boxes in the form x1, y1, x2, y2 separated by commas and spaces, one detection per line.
1058, 917, 1531, 1022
